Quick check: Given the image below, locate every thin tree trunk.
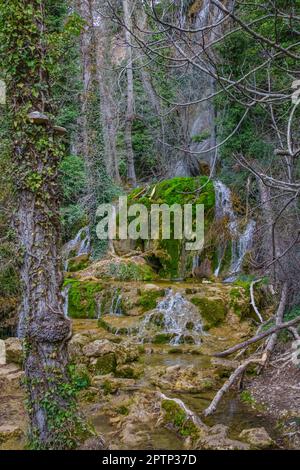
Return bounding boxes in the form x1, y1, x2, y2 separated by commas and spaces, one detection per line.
122, 0, 137, 186
258, 179, 277, 284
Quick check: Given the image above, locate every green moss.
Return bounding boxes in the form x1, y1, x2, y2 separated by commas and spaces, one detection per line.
107, 262, 155, 281
152, 333, 175, 344
161, 400, 199, 438
229, 287, 251, 319
115, 364, 142, 379
159, 238, 182, 279
191, 297, 227, 329
116, 405, 129, 416
101, 380, 115, 395
95, 353, 116, 375
126, 176, 216, 279
240, 390, 256, 405
64, 279, 103, 319
137, 289, 165, 312
168, 347, 183, 354
229, 287, 242, 299
67, 255, 90, 272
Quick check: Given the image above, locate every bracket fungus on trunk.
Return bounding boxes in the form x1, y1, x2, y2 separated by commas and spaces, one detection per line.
27, 111, 50, 125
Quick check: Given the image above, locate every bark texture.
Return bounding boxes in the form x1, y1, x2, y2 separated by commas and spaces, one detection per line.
122, 0, 137, 186
2, 0, 82, 448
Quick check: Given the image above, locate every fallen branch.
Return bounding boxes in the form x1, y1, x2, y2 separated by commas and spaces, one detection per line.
214, 317, 300, 357
158, 392, 207, 428
250, 278, 263, 323
215, 285, 293, 358
204, 285, 294, 416
203, 357, 264, 416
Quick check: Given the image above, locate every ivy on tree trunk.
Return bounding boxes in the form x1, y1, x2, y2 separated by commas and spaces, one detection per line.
0, 0, 89, 449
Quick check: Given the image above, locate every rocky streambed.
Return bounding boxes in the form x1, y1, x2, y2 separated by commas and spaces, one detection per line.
0, 278, 290, 450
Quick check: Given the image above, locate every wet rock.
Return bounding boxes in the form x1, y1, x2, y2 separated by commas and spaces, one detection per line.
5, 338, 22, 365
92, 376, 137, 393
115, 342, 139, 365
0, 365, 24, 396
150, 364, 216, 393
197, 424, 250, 450
0, 424, 22, 444
0, 340, 5, 365
239, 427, 273, 449
192, 258, 212, 279
83, 339, 116, 357
71, 333, 91, 346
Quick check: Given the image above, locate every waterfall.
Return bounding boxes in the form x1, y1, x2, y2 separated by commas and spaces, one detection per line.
97, 299, 102, 320
230, 219, 256, 276
63, 226, 91, 271
192, 254, 200, 270
110, 289, 123, 316
139, 289, 203, 345
62, 284, 71, 317
213, 180, 255, 279
78, 227, 91, 256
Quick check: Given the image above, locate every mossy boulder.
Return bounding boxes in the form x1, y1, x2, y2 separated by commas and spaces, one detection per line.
4, 338, 23, 365
94, 353, 117, 375
83, 339, 116, 357
239, 427, 273, 449
123, 176, 216, 279
137, 289, 165, 312
115, 342, 140, 365
191, 297, 227, 329
64, 279, 103, 319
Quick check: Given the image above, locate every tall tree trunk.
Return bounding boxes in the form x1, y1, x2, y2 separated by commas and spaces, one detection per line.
93, 0, 120, 183
122, 0, 137, 186
0, 0, 85, 449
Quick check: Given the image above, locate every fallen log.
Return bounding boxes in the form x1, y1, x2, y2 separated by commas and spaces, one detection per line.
203, 357, 264, 416
214, 316, 300, 357
215, 284, 296, 358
